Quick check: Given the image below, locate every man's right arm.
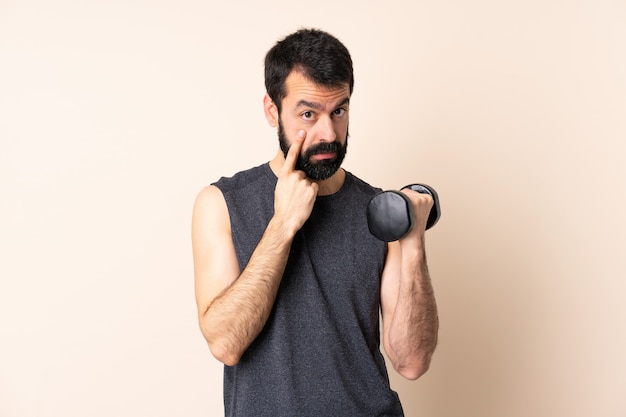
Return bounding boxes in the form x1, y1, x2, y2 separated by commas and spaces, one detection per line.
192, 132, 316, 366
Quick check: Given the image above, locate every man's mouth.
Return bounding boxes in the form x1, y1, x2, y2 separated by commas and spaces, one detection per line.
311, 152, 337, 161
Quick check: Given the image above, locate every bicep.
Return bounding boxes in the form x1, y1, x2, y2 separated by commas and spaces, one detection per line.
380, 241, 401, 355
192, 185, 240, 318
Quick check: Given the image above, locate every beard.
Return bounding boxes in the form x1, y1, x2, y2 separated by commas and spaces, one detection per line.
278, 119, 348, 181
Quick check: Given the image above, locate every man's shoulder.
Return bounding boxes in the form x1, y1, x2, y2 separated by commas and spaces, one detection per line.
344, 170, 383, 197
213, 163, 274, 193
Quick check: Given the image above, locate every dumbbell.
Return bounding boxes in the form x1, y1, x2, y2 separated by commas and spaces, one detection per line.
366, 184, 441, 242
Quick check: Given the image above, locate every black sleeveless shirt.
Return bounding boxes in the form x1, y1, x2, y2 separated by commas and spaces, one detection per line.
213, 163, 404, 417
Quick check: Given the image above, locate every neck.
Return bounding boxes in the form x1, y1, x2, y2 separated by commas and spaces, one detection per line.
269, 150, 346, 196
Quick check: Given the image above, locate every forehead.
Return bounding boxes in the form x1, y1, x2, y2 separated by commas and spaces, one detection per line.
282, 70, 350, 107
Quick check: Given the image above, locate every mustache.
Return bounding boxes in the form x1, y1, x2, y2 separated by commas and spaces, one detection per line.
304, 141, 341, 157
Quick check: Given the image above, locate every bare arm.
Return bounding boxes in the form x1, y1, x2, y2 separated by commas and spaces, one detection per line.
380, 190, 439, 380
192, 132, 317, 366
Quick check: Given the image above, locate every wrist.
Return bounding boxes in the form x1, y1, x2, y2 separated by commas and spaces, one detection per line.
267, 215, 299, 243
399, 230, 426, 253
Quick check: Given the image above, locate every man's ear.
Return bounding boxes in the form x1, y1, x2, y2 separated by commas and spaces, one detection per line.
263, 94, 279, 127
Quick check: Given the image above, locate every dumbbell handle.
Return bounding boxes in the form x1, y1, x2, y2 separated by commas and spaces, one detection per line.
401, 184, 441, 231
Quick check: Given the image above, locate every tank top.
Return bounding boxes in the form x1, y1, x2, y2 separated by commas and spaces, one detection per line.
213, 163, 404, 417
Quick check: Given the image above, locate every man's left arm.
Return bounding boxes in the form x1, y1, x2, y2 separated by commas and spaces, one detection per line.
380, 189, 439, 380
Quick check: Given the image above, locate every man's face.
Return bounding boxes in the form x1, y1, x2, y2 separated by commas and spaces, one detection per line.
278, 119, 348, 180
276, 71, 350, 181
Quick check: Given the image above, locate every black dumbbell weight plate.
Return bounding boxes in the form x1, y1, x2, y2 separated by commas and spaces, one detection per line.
366, 190, 414, 242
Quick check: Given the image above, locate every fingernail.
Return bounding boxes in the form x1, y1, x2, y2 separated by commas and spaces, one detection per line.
297, 130, 305, 138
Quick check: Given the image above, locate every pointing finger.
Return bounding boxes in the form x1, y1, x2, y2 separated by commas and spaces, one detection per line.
283, 130, 306, 173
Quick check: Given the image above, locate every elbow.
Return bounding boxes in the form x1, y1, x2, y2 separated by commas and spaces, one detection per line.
387, 326, 439, 380
208, 340, 242, 367
389, 347, 434, 380
199, 318, 243, 366
394, 357, 431, 380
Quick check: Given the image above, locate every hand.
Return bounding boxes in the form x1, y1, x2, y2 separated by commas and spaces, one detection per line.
273, 130, 319, 237
400, 188, 434, 238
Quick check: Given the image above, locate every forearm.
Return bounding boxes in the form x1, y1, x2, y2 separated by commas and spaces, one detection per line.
201, 217, 294, 366
387, 242, 439, 380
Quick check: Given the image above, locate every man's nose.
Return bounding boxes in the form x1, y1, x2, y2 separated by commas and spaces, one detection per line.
315, 115, 337, 142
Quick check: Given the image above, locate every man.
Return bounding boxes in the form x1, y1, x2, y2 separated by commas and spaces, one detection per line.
192, 28, 438, 417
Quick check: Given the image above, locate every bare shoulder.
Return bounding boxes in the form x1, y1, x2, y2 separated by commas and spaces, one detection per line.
192, 184, 232, 255
193, 184, 226, 215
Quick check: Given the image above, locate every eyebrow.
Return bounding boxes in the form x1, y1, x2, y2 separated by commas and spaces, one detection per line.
296, 97, 350, 110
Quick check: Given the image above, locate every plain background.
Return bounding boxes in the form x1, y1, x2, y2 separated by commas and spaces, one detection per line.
1, 1, 625, 416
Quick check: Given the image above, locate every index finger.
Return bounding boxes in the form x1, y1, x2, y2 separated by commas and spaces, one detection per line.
283, 130, 306, 173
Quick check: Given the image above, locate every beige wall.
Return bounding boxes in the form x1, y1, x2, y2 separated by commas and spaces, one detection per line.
1, 1, 624, 416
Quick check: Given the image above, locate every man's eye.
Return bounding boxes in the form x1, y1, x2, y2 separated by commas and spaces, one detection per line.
333, 108, 347, 118
302, 111, 314, 119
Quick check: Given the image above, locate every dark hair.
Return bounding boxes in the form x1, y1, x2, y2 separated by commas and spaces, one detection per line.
264, 28, 354, 113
